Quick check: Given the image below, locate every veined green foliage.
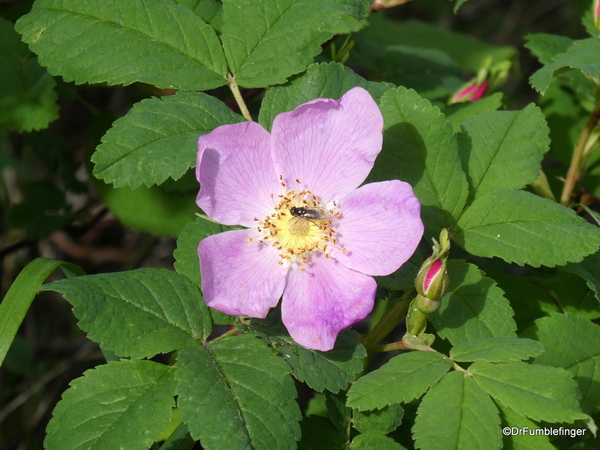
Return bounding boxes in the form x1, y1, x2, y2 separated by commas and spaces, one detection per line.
92, 92, 244, 189
45, 361, 176, 450
15, 0, 228, 90
43, 269, 212, 359
176, 335, 301, 450
374, 86, 469, 238
0, 17, 58, 132
455, 189, 600, 267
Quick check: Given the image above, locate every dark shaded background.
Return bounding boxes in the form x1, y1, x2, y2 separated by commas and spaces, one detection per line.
0, 0, 588, 449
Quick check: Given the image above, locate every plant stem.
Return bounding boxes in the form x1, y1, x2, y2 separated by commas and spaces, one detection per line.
227, 74, 253, 121
368, 339, 434, 353
360, 289, 413, 350
560, 107, 600, 206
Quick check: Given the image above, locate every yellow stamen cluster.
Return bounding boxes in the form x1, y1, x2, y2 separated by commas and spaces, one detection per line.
249, 179, 345, 268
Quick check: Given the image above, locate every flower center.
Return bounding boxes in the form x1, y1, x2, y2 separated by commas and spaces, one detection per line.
250, 181, 344, 268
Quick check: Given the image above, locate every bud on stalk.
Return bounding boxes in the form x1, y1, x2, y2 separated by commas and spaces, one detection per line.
405, 229, 450, 338
415, 229, 450, 301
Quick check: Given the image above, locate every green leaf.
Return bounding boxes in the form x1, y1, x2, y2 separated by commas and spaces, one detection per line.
351, 16, 515, 74
450, 338, 545, 363
271, 329, 366, 393
486, 270, 557, 333
444, 93, 504, 132
158, 422, 195, 450
496, 402, 555, 450
530, 38, 600, 95
534, 271, 600, 320
258, 62, 394, 130
177, 0, 223, 32
413, 372, 501, 450
470, 361, 588, 423
326, 0, 370, 19
373, 44, 463, 100
452, 0, 472, 13
352, 404, 403, 435
175, 334, 301, 450
525, 33, 573, 65
430, 260, 517, 346
221, 0, 339, 88
564, 250, 600, 304
43, 268, 212, 359
522, 312, 600, 415
247, 315, 366, 393
454, 189, 600, 267
174, 218, 235, 325
298, 416, 347, 450
15, 0, 227, 90
0, 257, 83, 367
0, 17, 58, 132
45, 360, 176, 450
92, 179, 198, 237
458, 104, 550, 202
174, 216, 232, 288
326, 390, 352, 432
347, 351, 452, 411
372, 87, 468, 237
93, 92, 243, 189
350, 433, 406, 450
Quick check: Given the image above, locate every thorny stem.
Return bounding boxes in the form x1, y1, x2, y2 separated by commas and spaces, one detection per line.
560, 107, 600, 206
227, 74, 253, 122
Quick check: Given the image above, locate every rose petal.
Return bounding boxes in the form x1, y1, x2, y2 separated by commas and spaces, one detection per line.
271, 87, 383, 203
199, 229, 286, 317
196, 121, 280, 227
329, 180, 423, 276
281, 255, 376, 351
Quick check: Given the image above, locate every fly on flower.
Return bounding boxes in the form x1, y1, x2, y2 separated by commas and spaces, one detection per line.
196, 87, 424, 351
289, 206, 328, 221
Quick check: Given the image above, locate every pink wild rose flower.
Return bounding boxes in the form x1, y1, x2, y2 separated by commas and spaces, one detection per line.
196, 87, 424, 351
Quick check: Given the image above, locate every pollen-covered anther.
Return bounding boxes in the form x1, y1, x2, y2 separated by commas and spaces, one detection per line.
249, 187, 345, 265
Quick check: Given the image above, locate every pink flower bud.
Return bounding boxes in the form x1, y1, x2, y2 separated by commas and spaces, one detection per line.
449, 80, 489, 104
450, 82, 479, 103
415, 256, 449, 300
370, 0, 412, 10
594, 0, 600, 31
470, 80, 489, 101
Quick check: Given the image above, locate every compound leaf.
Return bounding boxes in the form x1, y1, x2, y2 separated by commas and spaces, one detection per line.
221, 0, 339, 88
458, 104, 550, 202
431, 260, 517, 346
530, 38, 600, 95
373, 87, 468, 238
450, 338, 545, 363
470, 361, 587, 423
413, 372, 501, 450
347, 351, 452, 411
523, 312, 600, 415
93, 92, 243, 189
16, 0, 227, 90
455, 189, 600, 267
258, 62, 394, 130
176, 334, 301, 450
45, 360, 176, 450
43, 268, 212, 359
